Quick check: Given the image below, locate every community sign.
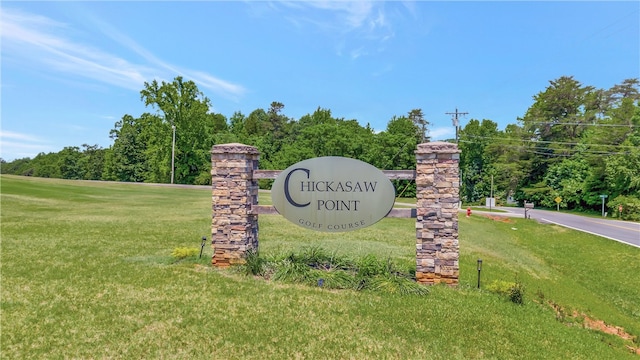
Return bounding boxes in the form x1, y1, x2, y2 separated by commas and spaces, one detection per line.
271, 157, 396, 232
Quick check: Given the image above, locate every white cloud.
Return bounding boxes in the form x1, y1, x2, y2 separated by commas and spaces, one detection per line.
370, 7, 387, 30
1, 130, 42, 142
1, 8, 148, 90
0, 8, 246, 98
87, 15, 246, 99
305, 1, 375, 29
0, 131, 53, 161
429, 127, 455, 140
273, 1, 395, 58
350, 46, 367, 59
178, 70, 246, 100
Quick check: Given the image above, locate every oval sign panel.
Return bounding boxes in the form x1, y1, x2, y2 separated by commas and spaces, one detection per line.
271, 157, 396, 232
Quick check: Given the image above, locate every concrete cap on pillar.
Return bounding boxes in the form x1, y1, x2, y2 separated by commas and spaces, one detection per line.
211, 143, 259, 155
416, 142, 460, 154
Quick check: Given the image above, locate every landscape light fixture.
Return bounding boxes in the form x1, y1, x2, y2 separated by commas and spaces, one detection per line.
199, 236, 207, 259
477, 259, 483, 289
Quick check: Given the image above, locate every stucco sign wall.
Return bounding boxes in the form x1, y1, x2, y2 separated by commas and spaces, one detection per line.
271, 157, 396, 232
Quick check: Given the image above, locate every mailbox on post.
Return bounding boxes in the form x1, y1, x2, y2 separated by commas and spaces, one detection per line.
524, 202, 534, 219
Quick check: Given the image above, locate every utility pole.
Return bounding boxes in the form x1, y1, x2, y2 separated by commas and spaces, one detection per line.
446, 108, 468, 209
490, 174, 494, 212
171, 124, 176, 184
445, 108, 468, 144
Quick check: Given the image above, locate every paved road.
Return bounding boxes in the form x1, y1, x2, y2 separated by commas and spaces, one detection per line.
481, 207, 640, 248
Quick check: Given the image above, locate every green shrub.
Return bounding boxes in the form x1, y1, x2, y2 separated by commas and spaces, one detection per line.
608, 195, 640, 221
171, 247, 199, 259
486, 279, 525, 304
313, 269, 356, 290
296, 246, 353, 271
238, 247, 427, 296
242, 249, 267, 276
509, 280, 525, 305
486, 280, 515, 296
298, 246, 332, 268
356, 254, 389, 277
272, 258, 313, 283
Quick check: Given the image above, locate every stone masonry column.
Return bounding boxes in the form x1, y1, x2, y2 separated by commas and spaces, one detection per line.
211, 143, 259, 268
415, 142, 460, 285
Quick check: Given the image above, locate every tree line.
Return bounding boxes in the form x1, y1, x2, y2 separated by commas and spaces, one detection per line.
458, 77, 639, 220
2, 76, 638, 219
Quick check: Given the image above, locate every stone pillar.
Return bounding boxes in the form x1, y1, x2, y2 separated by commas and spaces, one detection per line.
415, 142, 460, 285
210, 143, 259, 268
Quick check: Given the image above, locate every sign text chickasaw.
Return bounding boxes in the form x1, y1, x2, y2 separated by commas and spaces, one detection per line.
272, 157, 395, 232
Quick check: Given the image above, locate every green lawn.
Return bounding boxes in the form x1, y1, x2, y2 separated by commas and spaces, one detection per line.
2, 175, 639, 359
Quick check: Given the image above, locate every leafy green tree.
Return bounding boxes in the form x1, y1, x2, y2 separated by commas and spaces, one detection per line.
229, 111, 245, 136
606, 78, 640, 105
486, 124, 529, 202
579, 81, 640, 209
519, 76, 597, 188
270, 108, 376, 169
80, 144, 106, 180
458, 119, 500, 203
408, 108, 430, 143
105, 114, 148, 182
522, 76, 594, 141
4, 72, 638, 218
603, 106, 640, 197
372, 114, 422, 197
0, 157, 34, 176
256, 102, 292, 168
58, 146, 84, 180
266, 101, 287, 139
375, 115, 420, 170
210, 113, 229, 134
511, 76, 639, 209
608, 195, 640, 221
135, 113, 169, 183
543, 157, 589, 208
244, 109, 268, 138
140, 76, 219, 184
32, 152, 61, 178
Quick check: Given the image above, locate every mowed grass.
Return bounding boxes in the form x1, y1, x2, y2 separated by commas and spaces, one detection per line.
1, 175, 639, 359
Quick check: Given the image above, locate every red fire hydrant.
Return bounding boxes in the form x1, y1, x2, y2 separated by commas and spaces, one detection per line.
466, 207, 472, 217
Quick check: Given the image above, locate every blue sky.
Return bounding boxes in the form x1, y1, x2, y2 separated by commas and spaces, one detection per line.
1, 1, 638, 161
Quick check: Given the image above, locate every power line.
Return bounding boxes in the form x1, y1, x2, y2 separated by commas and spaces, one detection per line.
522, 149, 632, 157
462, 135, 639, 148
581, 9, 640, 43
458, 140, 633, 156
525, 122, 639, 128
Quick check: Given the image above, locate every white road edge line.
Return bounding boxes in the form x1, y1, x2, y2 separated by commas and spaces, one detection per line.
540, 218, 640, 249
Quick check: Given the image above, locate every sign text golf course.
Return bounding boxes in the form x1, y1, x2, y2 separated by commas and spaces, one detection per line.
271, 157, 396, 232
